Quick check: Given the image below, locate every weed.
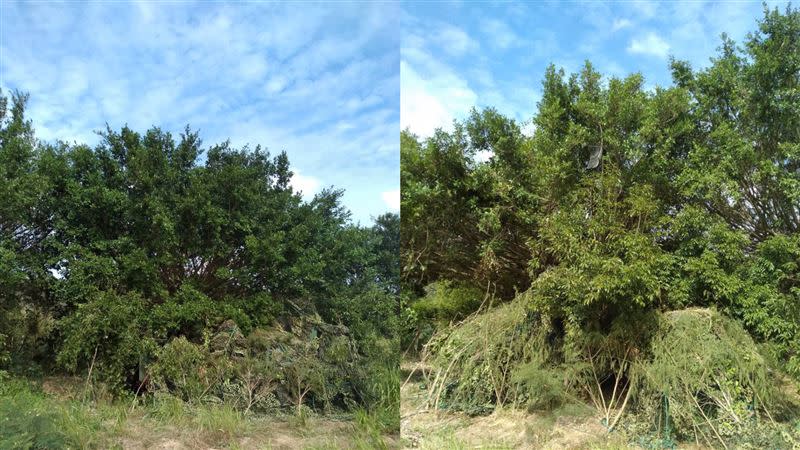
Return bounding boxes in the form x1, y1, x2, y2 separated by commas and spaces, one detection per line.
193, 403, 246, 442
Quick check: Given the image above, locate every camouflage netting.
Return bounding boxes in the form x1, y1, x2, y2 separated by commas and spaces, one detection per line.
148, 314, 361, 413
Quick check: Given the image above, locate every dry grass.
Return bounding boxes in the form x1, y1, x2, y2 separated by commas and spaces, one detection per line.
112, 414, 364, 449
14, 376, 399, 450
401, 361, 635, 450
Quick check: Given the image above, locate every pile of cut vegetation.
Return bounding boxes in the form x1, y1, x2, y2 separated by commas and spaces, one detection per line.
423, 302, 800, 447
147, 312, 363, 415
423, 293, 549, 414
631, 308, 795, 448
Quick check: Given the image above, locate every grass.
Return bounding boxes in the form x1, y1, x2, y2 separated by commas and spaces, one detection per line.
400, 356, 640, 450
193, 404, 247, 441
0, 375, 399, 449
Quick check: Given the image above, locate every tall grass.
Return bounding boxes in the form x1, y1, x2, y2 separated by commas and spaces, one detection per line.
0, 374, 398, 449
193, 403, 247, 441
0, 379, 108, 449
362, 362, 400, 433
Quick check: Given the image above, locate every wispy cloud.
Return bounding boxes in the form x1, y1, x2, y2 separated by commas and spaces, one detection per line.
0, 1, 398, 224
401, 10, 540, 138
436, 24, 478, 57
612, 18, 633, 32
480, 19, 520, 50
627, 32, 671, 59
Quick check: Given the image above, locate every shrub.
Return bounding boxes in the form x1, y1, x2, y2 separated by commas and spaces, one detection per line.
222, 355, 279, 414
282, 340, 328, 415
148, 336, 219, 402
57, 290, 156, 392
412, 281, 485, 325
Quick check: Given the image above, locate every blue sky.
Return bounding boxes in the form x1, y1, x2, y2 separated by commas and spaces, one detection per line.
0, 1, 399, 225
401, 0, 791, 139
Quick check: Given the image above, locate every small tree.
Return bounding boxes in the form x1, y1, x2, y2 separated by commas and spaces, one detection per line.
233, 355, 278, 414
283, 340, 325, 416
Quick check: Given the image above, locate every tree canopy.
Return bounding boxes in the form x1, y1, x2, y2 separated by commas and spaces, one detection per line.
402, 4, 800, 376
0, 89, 398, 417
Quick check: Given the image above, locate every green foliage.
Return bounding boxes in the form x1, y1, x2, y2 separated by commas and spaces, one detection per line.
146, 316, 367, 416
0, 84, 398, 415
352, 345, 400, 432
193, 403, 246, 441
282, 339, 328, 415
425, 295, 546, 414
412, 281, 485, 324
407, 4, 800, 395
633, 308, 790, 446
57, 290, 156, 392
148, 336, 217, 402
0, 379, 108, 450
410, 8, 800, 448
0, 389, 73, 450
401, 280, 484, 356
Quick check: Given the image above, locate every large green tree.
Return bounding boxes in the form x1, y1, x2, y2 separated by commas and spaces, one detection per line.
402, 4, 800, 376
0, 90, 398, 396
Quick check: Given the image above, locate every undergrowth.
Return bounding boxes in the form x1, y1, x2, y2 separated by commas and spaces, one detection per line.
425, 295, 524, 412
423, 297, 800, 448
0, 375, 398, 449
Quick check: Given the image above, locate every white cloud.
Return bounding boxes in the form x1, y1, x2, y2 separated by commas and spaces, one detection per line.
290, 171, 321, 198
612, 18, 632, 32
480, 19, 519, 50
401, 16, 540, 140
627, 32, 670, 59
520, 120, 536, 137
436, 25, 477, 56
381, 189, 400, 211
474, 149, 493, 163
1, 2, 399, 224
400, 60, 476, 138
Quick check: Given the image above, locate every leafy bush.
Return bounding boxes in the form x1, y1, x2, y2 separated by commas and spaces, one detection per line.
57, 290, 156, 392
402, 280, 485, 354
148, 336, 219, 402
412, 281, 485, 325
222, 356, 280, 414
